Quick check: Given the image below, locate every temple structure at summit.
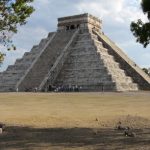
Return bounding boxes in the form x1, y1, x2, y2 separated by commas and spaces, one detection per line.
0, 13, 150, 92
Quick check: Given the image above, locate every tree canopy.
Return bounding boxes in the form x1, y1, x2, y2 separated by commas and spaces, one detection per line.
142, 68, 150, 76
130, 0, 150, 48
0, 0, 34, 63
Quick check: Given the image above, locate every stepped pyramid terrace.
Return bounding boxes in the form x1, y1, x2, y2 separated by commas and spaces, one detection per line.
0, 13, 150, 92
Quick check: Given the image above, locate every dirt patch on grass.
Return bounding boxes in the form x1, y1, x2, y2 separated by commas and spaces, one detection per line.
0, 125, 150, 150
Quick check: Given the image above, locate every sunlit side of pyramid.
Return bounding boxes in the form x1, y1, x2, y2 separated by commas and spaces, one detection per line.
0, 13, 150, 92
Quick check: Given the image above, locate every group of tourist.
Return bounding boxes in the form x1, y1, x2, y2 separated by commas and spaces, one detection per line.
48, 85, 81, 92
21, 85, 82, 92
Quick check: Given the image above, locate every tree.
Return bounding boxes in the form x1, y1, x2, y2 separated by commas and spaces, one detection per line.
142, 68, 150, 76
130, 0, 150, 48
0, 0, 34, 63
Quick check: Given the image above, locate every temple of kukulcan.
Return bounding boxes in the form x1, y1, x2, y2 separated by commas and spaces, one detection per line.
0, 13, 150, 92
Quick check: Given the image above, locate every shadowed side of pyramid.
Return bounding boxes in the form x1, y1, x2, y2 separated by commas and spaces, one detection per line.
92, 30, 150, 91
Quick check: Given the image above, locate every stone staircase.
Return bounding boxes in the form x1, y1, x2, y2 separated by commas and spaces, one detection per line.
54, 30, 139, 91
18, 30, 76, 91
0, 32, 55, 92
54, 31, 115, 91
39, 29, 79, 91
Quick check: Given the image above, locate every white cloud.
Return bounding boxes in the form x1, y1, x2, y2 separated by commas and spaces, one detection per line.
76, 2, 109, 18
76, 0, 147, 23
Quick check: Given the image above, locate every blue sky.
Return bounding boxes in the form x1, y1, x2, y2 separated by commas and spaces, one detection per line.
0, 0, 150, 71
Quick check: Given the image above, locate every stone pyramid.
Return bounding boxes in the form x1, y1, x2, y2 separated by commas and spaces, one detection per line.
0, 13, 150, 92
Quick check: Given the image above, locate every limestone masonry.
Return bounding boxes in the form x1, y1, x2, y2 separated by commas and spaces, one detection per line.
0, 13, 150, 92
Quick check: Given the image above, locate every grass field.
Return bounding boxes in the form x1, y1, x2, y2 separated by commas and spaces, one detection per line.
0, 92, 150, 149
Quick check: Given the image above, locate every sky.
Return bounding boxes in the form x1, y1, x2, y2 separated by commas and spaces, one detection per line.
0, 0, 150, 71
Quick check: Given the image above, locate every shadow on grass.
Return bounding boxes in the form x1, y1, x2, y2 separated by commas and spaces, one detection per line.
0, 126, 150, 150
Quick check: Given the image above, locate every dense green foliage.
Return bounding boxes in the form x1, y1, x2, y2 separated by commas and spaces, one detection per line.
142, 68, 150, 76
0, 0, 34, 63
130, 0, 150, 48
